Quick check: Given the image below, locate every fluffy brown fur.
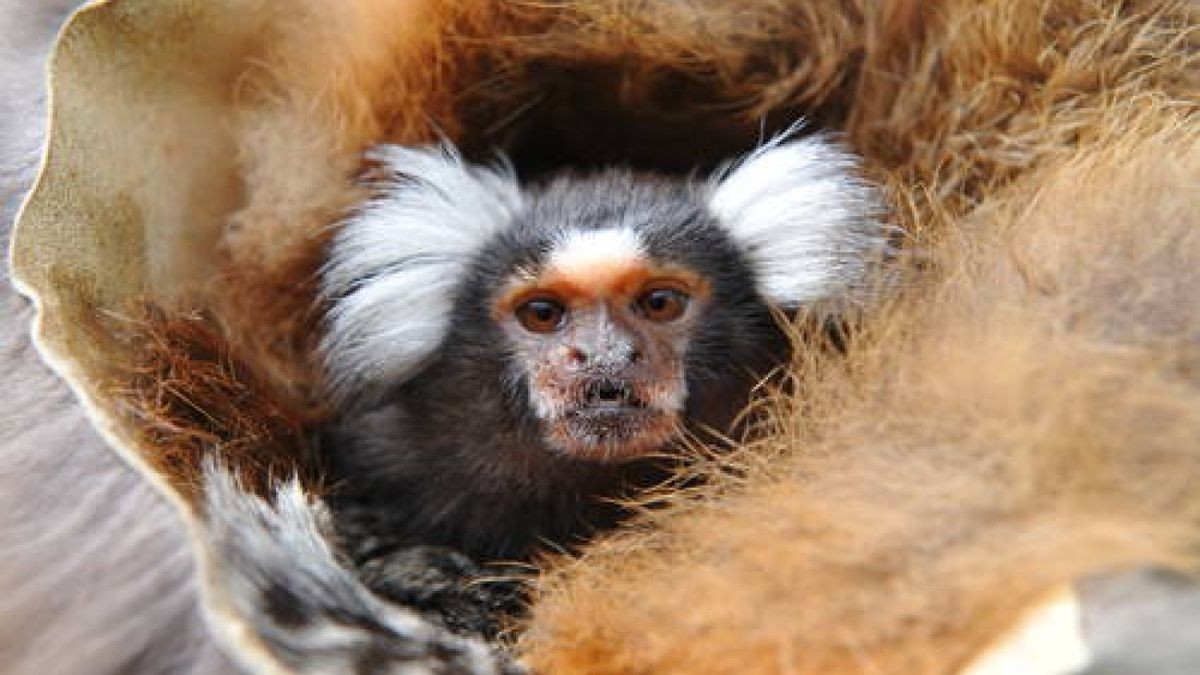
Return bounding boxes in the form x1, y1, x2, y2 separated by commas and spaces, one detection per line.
518, 114, 1200, 673
211, 0, 519, 403
87, 0, 1198, 670
106, 308, 318, 503
845, 0, 1198, 236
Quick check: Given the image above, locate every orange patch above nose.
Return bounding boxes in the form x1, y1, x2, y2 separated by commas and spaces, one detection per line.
543, 259, 655, 303
541, 227, 650, 302
492, 228, 710, 317
495, 259, 710, 316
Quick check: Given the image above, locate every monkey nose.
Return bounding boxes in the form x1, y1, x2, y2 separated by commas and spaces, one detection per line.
565, 343, 641, 368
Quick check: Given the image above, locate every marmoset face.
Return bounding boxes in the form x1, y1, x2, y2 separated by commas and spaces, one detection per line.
491, 227, 709, 461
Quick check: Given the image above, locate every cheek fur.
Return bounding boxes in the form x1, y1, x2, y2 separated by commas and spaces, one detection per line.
528, 365, 573, 419
642, 374, 688, 413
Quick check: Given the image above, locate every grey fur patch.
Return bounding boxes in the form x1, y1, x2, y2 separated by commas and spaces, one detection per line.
1078, 567, 1200, 675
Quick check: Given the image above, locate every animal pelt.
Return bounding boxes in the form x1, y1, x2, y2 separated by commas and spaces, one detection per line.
5, 0, 1199, 674
0, 2, 238, 673
2, 4, 504, 673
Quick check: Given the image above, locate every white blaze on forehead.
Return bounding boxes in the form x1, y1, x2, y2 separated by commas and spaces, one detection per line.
546, 227, 646, 279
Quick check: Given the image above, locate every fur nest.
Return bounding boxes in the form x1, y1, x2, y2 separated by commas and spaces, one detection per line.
89, 0, 1199, 672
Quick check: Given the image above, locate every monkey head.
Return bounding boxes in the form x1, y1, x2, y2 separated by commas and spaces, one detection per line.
482, 190, 752, 462
320, 135, 887, 465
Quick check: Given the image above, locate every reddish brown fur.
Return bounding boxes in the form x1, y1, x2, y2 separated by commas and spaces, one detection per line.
106, 308, 319, 504
210, 0, 528, 402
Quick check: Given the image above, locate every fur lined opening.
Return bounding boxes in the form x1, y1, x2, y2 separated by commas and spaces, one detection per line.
85, 0, 1198, 667
213, 0, 1197, 394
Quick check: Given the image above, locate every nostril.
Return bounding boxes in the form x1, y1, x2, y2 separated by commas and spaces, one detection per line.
599, 381, 621, 401
567, 347, 588, 365
629, 348, 643, 364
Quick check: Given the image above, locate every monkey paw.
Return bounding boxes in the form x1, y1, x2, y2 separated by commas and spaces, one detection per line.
357, 545, 528, 641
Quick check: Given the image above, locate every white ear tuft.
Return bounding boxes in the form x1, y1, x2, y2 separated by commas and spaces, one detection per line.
320, 144, 522, 404
708, 133, 890, 307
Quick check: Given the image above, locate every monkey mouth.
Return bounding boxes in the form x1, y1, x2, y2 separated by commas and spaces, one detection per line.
542, 379, 680, 462
551, 408, 677, 462
581, 378, 646, 409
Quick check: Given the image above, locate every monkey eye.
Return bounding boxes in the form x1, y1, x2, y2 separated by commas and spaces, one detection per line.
515, 297, 567, 333
635, 287, 690, 322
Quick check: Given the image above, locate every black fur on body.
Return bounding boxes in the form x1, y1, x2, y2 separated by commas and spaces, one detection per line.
323, 170, 789, 563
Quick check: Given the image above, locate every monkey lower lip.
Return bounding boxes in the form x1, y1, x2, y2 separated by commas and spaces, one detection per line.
579, 400, 646, 411
553, 407, 676, 459
569, 404, 650, 417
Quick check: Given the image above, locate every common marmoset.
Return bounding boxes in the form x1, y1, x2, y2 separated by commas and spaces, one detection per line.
319, 136, 887, 563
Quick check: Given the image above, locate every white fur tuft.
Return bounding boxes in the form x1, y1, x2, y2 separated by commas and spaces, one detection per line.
708, 132, 889, 306
321, 144, 523, 403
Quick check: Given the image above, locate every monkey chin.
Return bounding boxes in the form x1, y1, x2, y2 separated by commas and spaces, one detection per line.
543, 407, 680, 464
